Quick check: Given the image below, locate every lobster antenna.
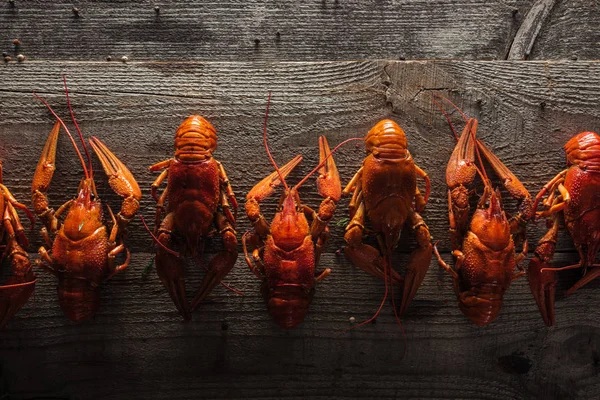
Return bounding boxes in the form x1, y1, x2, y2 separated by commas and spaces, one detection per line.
342, 254, 390, 334
194, 256, 244, 295
432, 96, 459, 142
139, 215, 180, 257
63, 75, 93, 178
294, 137, 363, 191
34, 92, 89, 179
432, 92, 468, 122
263, 92, 289, 191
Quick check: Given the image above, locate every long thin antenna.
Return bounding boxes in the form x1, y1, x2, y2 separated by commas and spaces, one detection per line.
432, 96, 459, 141
433, 92, 468, 122
63, 75, 93, 177
34, 92, 89, 179
139, 215, 180, 257
342, 253, 391, 335
263, 92, 289, 191
294, 137, 363, 190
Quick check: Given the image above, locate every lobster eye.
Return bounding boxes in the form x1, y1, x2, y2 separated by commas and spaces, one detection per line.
90, 193, 96, 200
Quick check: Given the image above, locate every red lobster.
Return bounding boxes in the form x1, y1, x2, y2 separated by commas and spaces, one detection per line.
148, 115, 238, 320
0, 160, 36, 329
529, 131, 600, 326
243, 95, 357, 328
432, 97, 532, 326
32, 77, 141, 322
342, 119, 432, 327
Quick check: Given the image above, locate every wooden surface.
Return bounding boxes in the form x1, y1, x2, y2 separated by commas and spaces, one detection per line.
1, 0, 598, 62
0, 61, 599, 399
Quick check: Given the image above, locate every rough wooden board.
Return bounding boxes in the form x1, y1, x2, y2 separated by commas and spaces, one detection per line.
2, 0, 585, 62
507, 0, 556, 60
528, 0, 600, 60
1, 60, 599, 253
1, 252, 599, 400
0, 61, 599, 399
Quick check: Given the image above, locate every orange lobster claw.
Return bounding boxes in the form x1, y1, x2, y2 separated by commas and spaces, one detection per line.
0, 280, 36, 329
89, 137, 142, 223
246, 155, 302, 202
31, 121, 60, 218
316, 136, 341, 202
446, 119, 478, 189
528, 216, 560, 326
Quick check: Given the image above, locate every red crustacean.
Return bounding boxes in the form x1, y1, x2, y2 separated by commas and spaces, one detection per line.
148, 114, 239, 320
432, 97, 532, 326
32, 77, 141, 322
529, 131, 600, 326
342, 119, 432, 325
0, 160, 36, 329
243, 94, 357, 329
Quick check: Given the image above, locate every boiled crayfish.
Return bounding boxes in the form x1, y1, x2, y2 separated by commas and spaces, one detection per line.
243, 94, 357, 329
32, 77, 141, 322
432, 99, 532, 326
148, 115, 239, 320
343, 119, 432, 326
0, 161, 36, 328
529, 131, 600, 326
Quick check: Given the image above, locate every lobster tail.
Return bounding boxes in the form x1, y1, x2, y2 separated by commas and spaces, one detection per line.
58, 279, 100, 322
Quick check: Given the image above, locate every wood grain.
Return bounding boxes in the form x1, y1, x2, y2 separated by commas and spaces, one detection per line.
0, 61, 599, 399
1, 0, 595, 62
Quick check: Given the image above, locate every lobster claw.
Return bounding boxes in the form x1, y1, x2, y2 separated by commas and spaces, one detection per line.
31, 121, 60, 230
316, 136, 341, 203
0, 279, 36, 329
528, 256, 556, 327
246, 155, 302, 202
476, 140, 533, 245
89, 137, 142, 230
0, 215, 36, 329
528, 216, 559, 326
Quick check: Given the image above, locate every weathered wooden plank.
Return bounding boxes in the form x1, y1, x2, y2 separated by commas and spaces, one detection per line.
507, 0, 556, 60
0, 61, 600, 399
0, 252, 598, 399
528, 0, 600, 60
0, 0, 561, 62
1, 60, 599, 254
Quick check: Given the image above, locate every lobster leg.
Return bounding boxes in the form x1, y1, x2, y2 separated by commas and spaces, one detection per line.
476, 140, 533, 246
528, 214, 560, 326
414, 164, 431, 213
190, 211, 238, 310
397, 210, 432, 315
0, 203, 35, 329
106, 204, 130, 280
151, 168, 169, 203
154, 212, 190, 320
89, 137, 141, 237
242, 231, 265, 279
31, 121, 61, 235
217, 160, 238, 223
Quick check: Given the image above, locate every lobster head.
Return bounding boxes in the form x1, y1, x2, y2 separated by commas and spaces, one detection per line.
564, 131, 600, 169
470, 188, 511, 251
175, 115, 218, 160
365, 119, 407, 155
